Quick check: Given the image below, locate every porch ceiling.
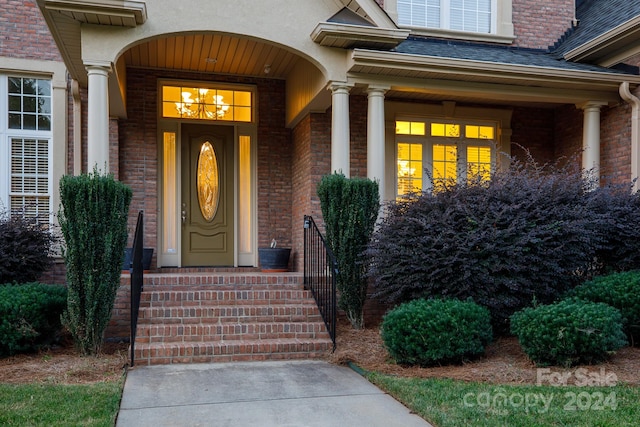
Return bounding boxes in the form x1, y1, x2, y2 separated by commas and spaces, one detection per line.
122, 34, 301, 80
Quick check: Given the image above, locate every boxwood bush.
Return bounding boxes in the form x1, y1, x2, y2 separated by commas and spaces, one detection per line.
381, 298, 492, 366
510, 298, 627, 367
0, 283, 67, 357
570, 271, 640, 345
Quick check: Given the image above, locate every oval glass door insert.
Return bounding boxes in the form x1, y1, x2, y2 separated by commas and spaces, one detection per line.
197, 141, 220, 222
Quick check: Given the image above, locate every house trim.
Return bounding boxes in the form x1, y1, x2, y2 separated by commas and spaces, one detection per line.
348, 49, 640, 103
564, 15, 640, 67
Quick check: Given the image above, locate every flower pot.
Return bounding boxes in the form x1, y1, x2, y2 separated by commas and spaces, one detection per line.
122, 247, 154, 272
258, 247, 291, 272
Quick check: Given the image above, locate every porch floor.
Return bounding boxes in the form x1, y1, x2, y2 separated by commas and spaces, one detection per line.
129, 270, 333, 365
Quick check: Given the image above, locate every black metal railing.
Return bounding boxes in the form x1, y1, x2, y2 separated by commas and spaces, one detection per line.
129, 210, 144, 367
303, 215, 337, 350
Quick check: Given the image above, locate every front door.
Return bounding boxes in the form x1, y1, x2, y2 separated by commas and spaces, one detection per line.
181, 124, 234, 266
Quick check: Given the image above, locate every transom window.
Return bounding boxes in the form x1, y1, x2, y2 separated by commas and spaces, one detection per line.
396, 119, 496, 196
1, 75, 52, 223
162, 85, 252, 122
398, 0, 492, 33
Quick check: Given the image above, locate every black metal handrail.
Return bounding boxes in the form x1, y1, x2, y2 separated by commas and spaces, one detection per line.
130, 210, 144, 367
303, 215, 337, 350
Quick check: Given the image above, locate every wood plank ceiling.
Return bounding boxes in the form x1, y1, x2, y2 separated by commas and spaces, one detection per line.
122, 33, 300, 79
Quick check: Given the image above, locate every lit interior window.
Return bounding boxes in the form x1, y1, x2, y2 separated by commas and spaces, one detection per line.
162, 85, 252, 122
396, 121, 426, 135
432, 144, 457, 189
467, 146, 492, 182
466, 125, 494, 139
397, 142, 423, 196
431, 123, 460, 138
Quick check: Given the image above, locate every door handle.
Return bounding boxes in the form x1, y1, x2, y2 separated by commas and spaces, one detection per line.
181, 202, 187, 225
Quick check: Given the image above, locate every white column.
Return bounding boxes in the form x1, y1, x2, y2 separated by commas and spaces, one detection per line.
578, 101, 606, 186
86, 61, 111, 174
328, 82, 352, 177
367, 85, 388, 199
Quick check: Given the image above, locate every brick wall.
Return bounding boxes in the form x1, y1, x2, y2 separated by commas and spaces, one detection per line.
601, 103, 632, 186
350, 95, 368, 178
257, 80, 293, 251
512, 0, 575, 49
553, 104, 584, 169
0, 0, 61, 61
511, 107, 556, 164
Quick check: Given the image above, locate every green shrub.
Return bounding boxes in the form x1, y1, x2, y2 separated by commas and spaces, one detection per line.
571, 271, 640, 345
510, 298, 627, 367
0, 212, 55, 284
58, 171, 132, 355
381, 298, 493, 366
317, 173, 379, 329
0, 283, 67, 356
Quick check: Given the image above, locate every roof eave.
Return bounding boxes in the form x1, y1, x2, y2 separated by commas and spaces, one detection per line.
350, 49, 640, 92
311, 22, 410, 49
564, 15, 640, 67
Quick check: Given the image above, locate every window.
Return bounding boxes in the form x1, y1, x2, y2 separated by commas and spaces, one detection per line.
1, 76, 52, 223
398, 0, 492, 33
396, 119, 496, 195
162, 85, 252, 122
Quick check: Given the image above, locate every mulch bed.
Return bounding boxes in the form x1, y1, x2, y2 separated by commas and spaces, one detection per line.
330, 320, 640, 386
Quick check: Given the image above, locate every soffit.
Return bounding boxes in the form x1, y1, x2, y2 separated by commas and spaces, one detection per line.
122, 34, 300, 79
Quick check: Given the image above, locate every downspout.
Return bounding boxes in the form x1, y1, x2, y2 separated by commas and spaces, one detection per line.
620, 82, 640, 192
71, 79, 82, 175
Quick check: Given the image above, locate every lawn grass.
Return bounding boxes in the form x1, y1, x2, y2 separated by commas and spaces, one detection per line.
368, 373, 640, 427
0, 381, 123, 427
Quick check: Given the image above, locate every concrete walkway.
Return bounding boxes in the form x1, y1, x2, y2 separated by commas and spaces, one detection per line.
116, 360, 433, 427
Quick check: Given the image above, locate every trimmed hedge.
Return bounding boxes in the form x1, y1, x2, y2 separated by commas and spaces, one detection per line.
510, 298, 628, 367
0, 283, 67, 357
381, 298, 493, 366
59, 171, 132, 355
571, 271, 640, 345
317, 173, 379, 329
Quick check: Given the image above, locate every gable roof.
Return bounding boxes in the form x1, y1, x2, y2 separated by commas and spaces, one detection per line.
553, 0, 640, 66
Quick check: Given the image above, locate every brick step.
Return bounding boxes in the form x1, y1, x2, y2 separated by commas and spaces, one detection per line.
122, 272, 303, 287
133, 338, 333, 365
138, 304, 323, 321
131, 277, 332, 365
135, 322, 329, 343
139, 288, 315, 307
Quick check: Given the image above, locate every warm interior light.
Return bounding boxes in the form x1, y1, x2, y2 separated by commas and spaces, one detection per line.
174, 88, 229, 119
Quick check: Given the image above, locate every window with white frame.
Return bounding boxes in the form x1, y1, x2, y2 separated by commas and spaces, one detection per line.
398, 0, 493, 34
396, 119, 496, 195
0, 76, 52, 223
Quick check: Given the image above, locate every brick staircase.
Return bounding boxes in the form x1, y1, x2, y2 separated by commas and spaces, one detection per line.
131, 271, 333, 365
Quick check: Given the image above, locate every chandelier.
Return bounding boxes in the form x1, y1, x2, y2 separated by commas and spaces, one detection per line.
175, 88, 229, 119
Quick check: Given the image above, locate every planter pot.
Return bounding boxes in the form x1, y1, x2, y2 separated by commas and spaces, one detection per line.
258, 247, 291, 272
122, 247, 154, 272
